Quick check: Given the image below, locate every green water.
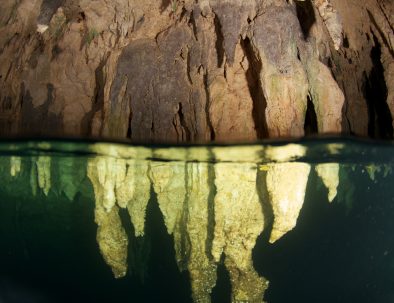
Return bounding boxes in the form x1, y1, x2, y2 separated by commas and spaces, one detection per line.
0, 138, 393, 303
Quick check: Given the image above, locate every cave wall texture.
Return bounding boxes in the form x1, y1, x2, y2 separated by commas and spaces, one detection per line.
0, 0, 393, 142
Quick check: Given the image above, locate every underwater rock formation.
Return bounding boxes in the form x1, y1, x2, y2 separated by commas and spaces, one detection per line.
36, 156, 51, 196
182, 163, 217, 303
315, 163, 339, 202
213, 161, 268, 302
8, 142, 389, 302
150, 161, 218, 302
87, 156, 129, 278
126, 161, 150, 237
10, 156, 21, 177
266, 163, 311, 243
149, 161, 186, 236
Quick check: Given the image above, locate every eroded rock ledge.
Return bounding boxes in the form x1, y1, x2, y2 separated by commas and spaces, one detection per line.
0, 0, 393, 142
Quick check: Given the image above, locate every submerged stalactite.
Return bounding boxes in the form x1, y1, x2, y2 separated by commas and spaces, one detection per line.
87, 156, 129, 278
36, 156, 52, 196
6, 142, 387, 302
315, 163, 339, 202
10, 156, 21, 177
212, 160, 268, 302
266, 162, 311, 243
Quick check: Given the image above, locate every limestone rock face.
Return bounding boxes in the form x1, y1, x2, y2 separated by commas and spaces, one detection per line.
249, 4, 309, 137
0, 0, 392, 141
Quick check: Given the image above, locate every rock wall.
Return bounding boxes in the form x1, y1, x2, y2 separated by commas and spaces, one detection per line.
0, 0, 393, 141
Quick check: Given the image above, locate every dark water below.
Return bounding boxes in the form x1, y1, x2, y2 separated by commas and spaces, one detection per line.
0, 138, 393, 303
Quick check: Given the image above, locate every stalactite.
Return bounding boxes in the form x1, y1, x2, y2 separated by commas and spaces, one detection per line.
261, 144, 313, 244
127, 160, 151, 237
266, 162, 311, 243
249, 4, 309, 137
114, 159, 135, 208
212, 161, 268, 302
315, 163, 339, 202
183, 162, 217, 303
149, 161, 186, 236
30, 158, 38, 197
87, 156, 129, 278
10, 156, 21, 177
312, 0, 343, 50
36, 156, 51, 196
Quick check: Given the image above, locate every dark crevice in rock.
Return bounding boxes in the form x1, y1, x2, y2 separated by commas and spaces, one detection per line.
343, 35, 350, 48
367, 10, 394, 57
126, 109, 132, 139
304, 96, 318, 135
213, 14, 225, 68
37, 0, 64, 25
241, 37, 267, 139
340, 82, 353, 135
211, 256, 232, 303
83, 55, 107, 137
118, 206, 148, 281
204, 72, 215, 141
364, 35, 393, 138
295, 0, 316, 41
189, 8, 198, 41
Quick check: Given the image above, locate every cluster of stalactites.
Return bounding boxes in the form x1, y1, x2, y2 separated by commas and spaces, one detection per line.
201, 0, 345, 138
84, 143, 344, 303
6, 142, 344, 302
87, 155, 150, 278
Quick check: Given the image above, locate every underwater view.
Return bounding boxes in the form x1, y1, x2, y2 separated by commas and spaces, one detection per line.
0, 138, 393, 303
